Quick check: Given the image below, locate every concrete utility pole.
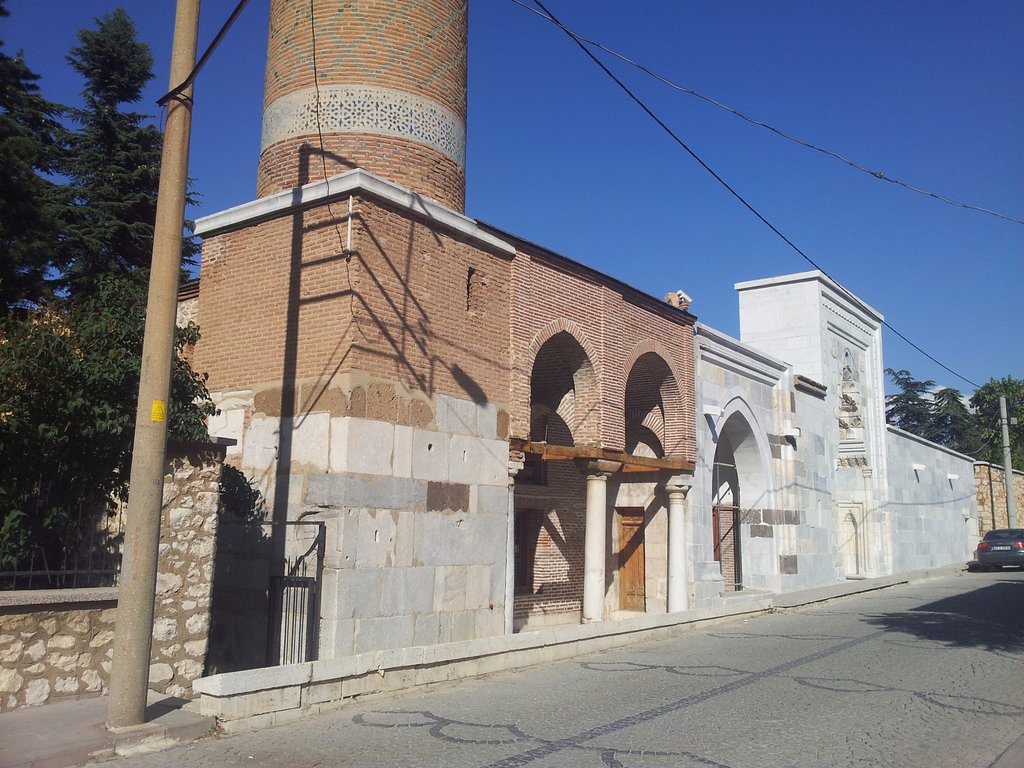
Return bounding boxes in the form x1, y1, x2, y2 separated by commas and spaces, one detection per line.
999, 396, 1017, 528
107, 0, 200, 729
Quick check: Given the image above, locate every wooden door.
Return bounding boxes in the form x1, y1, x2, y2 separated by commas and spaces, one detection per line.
617, 511, 645, 612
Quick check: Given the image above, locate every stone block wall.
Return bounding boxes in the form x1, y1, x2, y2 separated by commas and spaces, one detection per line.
149, 442, 226, 698
0, 442, 225, 710
975, 463, 1024, 537
885, 427, 977, 571
0, 593, 116, 711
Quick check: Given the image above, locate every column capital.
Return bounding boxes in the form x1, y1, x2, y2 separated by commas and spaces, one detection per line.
508, 455, 525, 482
576, 458, 622, 478
666, 474, 693, 496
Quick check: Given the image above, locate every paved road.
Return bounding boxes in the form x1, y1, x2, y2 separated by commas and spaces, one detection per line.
99, 570, 1024, 768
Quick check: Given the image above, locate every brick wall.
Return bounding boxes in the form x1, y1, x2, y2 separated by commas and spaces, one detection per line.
513, 461, 587, 621
258, 0, 467, 209
194, 196, 512, 413
509, 243, 696, 461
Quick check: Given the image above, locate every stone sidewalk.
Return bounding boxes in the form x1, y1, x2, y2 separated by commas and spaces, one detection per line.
0, 693, 214, 768
6, 564, 1012, 768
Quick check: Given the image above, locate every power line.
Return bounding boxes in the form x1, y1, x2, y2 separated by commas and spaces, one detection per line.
529, 0, 983, 391
512, 0, 1023, 227
157, 0, 251, 107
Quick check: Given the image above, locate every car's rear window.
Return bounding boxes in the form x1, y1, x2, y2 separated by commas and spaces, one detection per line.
983, 529, 1024, 540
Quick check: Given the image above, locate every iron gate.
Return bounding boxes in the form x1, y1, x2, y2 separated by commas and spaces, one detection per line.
266, 521, 325, 666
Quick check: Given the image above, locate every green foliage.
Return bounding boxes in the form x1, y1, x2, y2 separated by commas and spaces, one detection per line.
884, 369, 934, 436
57, 9, 198, 293
0, 273, 216, 566
219, 465, 266, 525
0, 0, 66, 308
970, 377, 1024, 468
886, 369, 1023, 467
928, 387, 983, 456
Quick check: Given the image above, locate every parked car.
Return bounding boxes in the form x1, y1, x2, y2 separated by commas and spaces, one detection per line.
975, 528, 1024, 570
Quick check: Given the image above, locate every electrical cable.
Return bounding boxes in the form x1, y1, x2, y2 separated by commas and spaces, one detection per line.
511, 0, 1023, 227
531, 0, 983, 390
157, 0, 251, 107
307, 0, 368, 342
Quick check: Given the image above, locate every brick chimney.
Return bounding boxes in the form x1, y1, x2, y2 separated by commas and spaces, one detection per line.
257, 0, 468, 211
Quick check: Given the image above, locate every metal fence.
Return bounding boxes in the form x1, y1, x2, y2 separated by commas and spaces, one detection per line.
0, 508, 124, 590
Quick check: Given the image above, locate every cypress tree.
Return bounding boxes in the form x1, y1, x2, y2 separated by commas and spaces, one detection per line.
0, 0, 66, 308
60, 8, 197, 293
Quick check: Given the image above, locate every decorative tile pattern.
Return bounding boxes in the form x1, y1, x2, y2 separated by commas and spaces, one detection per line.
261, 85, 466, 168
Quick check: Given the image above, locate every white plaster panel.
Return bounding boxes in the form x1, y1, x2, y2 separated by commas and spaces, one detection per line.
412, 430, 450, 481
242, 416, 280, 472
449, 435, 507, 487
288, 412, 330, 471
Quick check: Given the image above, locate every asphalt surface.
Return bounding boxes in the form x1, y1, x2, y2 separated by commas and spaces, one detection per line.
94, 569, 1024, 768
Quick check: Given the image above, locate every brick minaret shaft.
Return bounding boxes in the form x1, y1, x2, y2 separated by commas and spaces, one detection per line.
257, 0, 468, 211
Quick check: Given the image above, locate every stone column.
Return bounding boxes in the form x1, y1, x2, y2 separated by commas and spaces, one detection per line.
581, 460, 621, 623
505, 453, 524, 635
666, 475, 692, 613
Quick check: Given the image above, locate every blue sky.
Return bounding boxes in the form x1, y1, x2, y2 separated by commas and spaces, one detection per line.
4, 0, 1022, 394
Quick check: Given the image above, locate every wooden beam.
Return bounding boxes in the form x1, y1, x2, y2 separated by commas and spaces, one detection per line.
510, 439, 694, 473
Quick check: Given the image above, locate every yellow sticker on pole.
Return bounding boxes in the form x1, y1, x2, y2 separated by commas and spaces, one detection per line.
151, 400, 167, 422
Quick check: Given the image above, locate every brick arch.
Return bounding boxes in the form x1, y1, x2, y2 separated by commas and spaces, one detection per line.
526, 318, 601, 371
518, 320, 602, 446
622, 341, 688, 458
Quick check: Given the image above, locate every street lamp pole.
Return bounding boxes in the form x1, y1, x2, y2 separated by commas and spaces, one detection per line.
107, 0, 200, 729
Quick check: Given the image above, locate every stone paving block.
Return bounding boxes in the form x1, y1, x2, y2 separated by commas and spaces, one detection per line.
464, 564, 492, 610
332, 569, 381, 619
433, 565, 467, 613
354, 509, 400, 568
435, 394, 478, 437
381, 567, 434, 617
329, 417, 394, 475
241, 416, 280, 473
393, 425, 413, 478
412, 430, 449, 481
426, 481, 470, 512
449, 435, 507, 486
343, 474, 427, 511
213, 686, 301, 721
354, 615, 415, 654
414, 612, 441, 647
305, 474, 344, 508
477, 484, 509, 515
287, 412, 330, 471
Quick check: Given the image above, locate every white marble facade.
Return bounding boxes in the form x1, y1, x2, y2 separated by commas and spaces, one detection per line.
689, 270, 977, 602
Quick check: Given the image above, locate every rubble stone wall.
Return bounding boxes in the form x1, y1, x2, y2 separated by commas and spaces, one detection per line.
0, 442, 225, 711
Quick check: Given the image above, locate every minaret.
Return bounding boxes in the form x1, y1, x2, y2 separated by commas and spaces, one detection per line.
257, 0, 468, 211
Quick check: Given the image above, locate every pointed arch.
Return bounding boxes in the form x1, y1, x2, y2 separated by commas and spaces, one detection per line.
623, 341, 688, 458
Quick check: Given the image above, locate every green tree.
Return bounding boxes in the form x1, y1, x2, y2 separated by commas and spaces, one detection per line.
0, 273, 216, 567
59, 8, 197, 293
885, 368, 934, 436
970, 377, 1024, 468
0, 0, 66, 308
928, 387, 983, 455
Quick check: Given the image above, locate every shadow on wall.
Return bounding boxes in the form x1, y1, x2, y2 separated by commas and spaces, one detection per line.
862, 579, 1024, 653
205, 464, 271, 675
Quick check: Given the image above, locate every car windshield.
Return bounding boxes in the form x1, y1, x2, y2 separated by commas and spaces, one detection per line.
982, 529, 1024, 540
